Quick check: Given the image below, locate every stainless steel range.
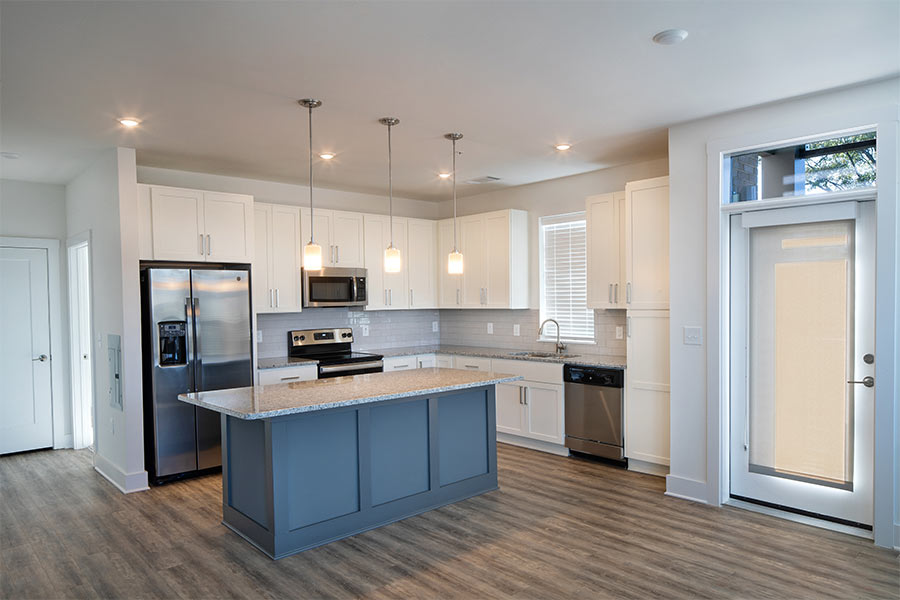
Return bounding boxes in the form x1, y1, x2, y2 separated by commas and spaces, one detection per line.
288, 328, 383, 378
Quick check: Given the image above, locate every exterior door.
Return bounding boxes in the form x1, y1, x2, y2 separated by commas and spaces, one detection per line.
730, 202, 875, 527
0, 247, 53, 454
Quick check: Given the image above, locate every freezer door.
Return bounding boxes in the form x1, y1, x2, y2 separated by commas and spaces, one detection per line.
147, 269, 198, 477
190, 269, 252, 469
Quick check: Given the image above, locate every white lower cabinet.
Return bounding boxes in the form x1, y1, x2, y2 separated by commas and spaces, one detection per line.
416, 354, 436, 368
452, 356, 492, 372
491, 359, 565, 447
435, 354, 453, 368
625, 310, 670, 469
257, 365, 317, 386
382, 356, 417, 371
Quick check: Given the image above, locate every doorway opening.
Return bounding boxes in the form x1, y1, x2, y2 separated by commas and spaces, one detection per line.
68, 235, 94, 450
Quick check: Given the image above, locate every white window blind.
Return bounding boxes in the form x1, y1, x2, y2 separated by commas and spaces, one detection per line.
540, 213, 594, 342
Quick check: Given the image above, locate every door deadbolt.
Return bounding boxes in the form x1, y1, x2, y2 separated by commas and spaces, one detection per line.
863, 353, 874, 364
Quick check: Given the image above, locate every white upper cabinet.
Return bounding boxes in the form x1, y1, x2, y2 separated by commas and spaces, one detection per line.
363, 214, 409, 310
441, 209, 528, 309
331, 210, 365, 267
143, 184, 253, 263
625, 176, 669, 310
438, 219, 462, 307
586, 191, 626, 309
254, 203, 302, 313
300, 208, 363, 268
406, 218, 437, 309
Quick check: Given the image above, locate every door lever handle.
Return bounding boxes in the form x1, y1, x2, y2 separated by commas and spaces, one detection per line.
32, 354, 49, 362
847, 376, 874, 388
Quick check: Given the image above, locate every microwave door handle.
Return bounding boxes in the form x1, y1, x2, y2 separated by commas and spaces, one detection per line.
352, 277, 358, 302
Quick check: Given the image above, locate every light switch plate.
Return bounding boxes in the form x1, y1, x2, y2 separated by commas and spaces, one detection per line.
256, 330, 263, 343
487, 322, 493, 334
615, 326, 624, 340
513, 324, 520, 336
432, 321, 439, 332
361, 325, 370, 336
683, 326, 703, 345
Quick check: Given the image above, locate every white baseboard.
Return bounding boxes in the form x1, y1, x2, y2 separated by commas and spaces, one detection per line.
627, 458, 669, 477
664, 474, 709, 504
53, 433, 73, 450
93, 452, 149, 494
497, 434, 570, 457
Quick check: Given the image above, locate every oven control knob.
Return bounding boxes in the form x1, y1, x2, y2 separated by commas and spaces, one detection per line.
293, 336, 300, 342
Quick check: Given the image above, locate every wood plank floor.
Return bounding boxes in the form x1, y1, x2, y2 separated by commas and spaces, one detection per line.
2, 444, 897, 599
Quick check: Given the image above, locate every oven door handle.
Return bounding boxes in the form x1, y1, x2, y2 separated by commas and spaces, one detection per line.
318, 360, 384, 374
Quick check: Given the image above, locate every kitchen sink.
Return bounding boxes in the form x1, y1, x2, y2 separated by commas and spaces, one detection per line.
507, 351, 579, 359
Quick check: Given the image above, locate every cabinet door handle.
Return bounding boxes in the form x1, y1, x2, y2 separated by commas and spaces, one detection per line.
614, 283, 619, 304
608, 283, 613, 304
206, 234, 211, 255
269, 288, 274, 308
335, 245, 339, 264
275, 288, 280, 307
627, 316, 632, 338
464, 364, 479, 369
523, 388, 528, 405
280, 376, 301, 381
519, 386, 523, 404
199, 234, 205, 255
384, 289, 388, 305
626, 282, 632, 304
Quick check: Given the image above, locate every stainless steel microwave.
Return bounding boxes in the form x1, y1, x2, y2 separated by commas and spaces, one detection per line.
302, 267, 368, 308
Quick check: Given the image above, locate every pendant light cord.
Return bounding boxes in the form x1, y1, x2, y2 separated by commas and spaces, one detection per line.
452, 137, 458, 252
308, 103, 314, 243
388, 122, 393, 247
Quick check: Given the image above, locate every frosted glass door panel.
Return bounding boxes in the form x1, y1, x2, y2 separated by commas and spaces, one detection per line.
748, 220, 854, 489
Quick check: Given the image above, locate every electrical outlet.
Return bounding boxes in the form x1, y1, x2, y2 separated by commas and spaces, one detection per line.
487, 322, 493, 334
110, 417, 115, 435
683, 326, 703, 345
615, 326, 624, 340
513, 324, 520, 336
361, 325, 370, 337
432, 321, 439, 333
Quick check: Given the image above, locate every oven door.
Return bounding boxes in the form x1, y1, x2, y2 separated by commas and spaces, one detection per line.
318, 360, 384, 379
303, 268, 367, 307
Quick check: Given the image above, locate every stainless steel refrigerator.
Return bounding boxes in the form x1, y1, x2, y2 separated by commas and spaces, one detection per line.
141, 267, 252, 483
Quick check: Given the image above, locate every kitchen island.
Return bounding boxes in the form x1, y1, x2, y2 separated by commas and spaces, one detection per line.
178, 368, 522, 559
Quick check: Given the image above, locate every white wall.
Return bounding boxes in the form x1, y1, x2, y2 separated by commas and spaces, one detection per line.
0, 179, 72, 447
137, 166, 440, 219
667, 77, 899, 547
66, 148, 146, 492
438, 158, 669, 309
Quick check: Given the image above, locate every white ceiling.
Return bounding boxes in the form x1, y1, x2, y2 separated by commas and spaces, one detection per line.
1, 1, 897, 201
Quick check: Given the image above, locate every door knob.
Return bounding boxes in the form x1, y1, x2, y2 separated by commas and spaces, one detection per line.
32, 354, 49, 362
847, 376, 874, 388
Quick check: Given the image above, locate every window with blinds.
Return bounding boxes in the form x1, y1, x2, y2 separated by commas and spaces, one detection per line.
539, 213, 594, 342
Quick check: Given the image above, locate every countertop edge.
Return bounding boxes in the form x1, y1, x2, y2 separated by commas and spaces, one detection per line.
178, 374, 524, 420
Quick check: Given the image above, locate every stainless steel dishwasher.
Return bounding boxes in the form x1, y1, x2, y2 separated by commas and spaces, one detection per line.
564, 364, 626, 463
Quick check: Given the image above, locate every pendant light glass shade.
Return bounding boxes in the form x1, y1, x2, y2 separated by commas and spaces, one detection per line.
384, 245, 402, 273
304, 242, 323, 271
380, 117, 402, 274
444, 133, 464, 275
447, 250, 464, 274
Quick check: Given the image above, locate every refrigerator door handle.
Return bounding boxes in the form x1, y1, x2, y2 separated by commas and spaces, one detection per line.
192, 297, 202, 392
184, 296, 196, 392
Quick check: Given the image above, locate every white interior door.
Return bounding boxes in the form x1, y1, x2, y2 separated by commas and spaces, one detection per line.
0, 247, 54, 454
730, 201, 875, 527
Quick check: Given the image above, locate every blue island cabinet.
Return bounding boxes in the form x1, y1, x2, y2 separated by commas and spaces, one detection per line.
220, 385, 498, 559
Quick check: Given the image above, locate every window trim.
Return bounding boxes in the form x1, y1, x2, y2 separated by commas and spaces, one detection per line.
538, 211, 594, 344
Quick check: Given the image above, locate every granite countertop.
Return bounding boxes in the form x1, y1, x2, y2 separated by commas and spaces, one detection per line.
257, 356, 319, 370
178, 368, 523, 420
259, 345, 625, 371
375, 344, 627, 370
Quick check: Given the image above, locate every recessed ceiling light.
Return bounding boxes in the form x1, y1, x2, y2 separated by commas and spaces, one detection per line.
319, 152, 335, 160
1, 152, 20, 159
555, 143, 572, 151
118, 117, 141, 128
438, 172, 451, 179
652, 29, 688, 45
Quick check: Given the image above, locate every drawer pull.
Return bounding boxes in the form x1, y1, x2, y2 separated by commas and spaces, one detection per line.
281, 376, 300, 381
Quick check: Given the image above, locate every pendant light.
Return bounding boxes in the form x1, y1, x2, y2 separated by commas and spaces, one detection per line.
299, 99, 323, 271
445, 133, 464, 274
379, 117, 402, 273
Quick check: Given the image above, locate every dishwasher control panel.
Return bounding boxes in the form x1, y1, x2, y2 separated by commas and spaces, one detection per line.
563, 365, 624, 388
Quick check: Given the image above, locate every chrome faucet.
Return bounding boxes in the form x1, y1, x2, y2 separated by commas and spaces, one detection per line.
539, 319, 567, 354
